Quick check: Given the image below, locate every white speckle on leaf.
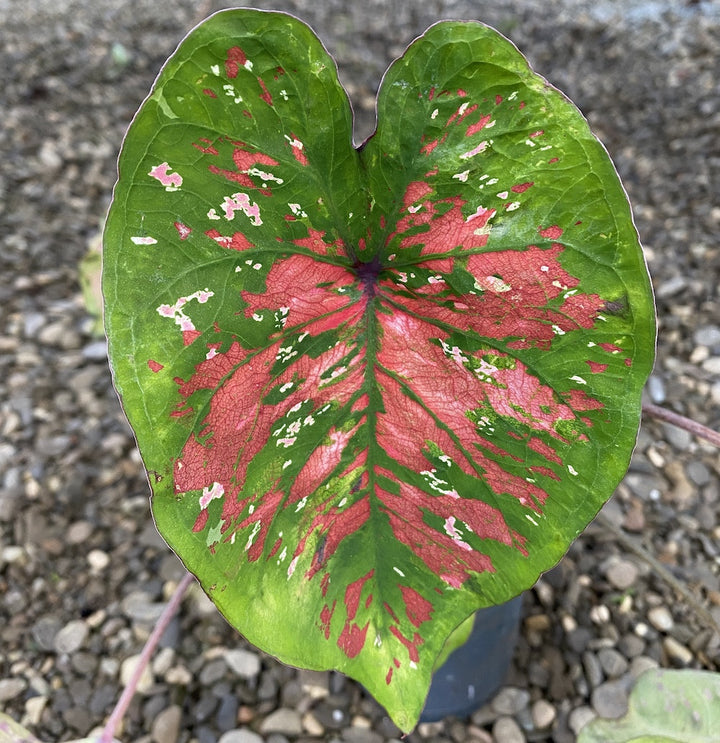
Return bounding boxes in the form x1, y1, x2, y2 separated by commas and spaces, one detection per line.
431, 108, 439, 119
288, 202, 307, 218
280, 89, 288, 100
541, 265, 549, 273
295, 496, 307, 513
283, 460, 292, 470
552, 324, 566, 336
156, 288, 214, 336
393, 567, 406, 577
223, 84, 243, 104
497, 191, 509, 199
525, 138, 537, 147
484, 275, 511, 293
568, 465, 579, 476
211, 64, 220, 76
131, 236, 158, 245
208, 208, 220, 220
453, 170, 470, 182
248, 167, 283, 184
199, 482, 224, 509
460, 140, 490, 160
252, 313, 263, 321
245, 521, 262, 551
525, 514, 539, 526
506, 201, 521, 211
374, 634, 382, 647
428, 275, 444, 284
277, 437, 296, 448
279, 382, 293, 393
570, 375, 587, 385
287, 556, 299, 579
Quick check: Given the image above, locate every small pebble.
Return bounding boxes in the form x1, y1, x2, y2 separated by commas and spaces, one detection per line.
53, 619, 89, 655
341, 726, 384, 743
218, 730, 263, 743
491, 716, 525, 743
0, 677, 28, 702
302, 712, 324, 736
151, 705, 182, 743
259, 708, 303, 736
606, 559, 639, 590
120, 654, 154, 694
589, 605, 611, 624
224, 648, 261, 679
598, 648, 629, 678
663, 636, 693, 666
491, 686, 531, 715
647, 606, 674, 632
568, 706, 596, 735
591, 680, 629, 719
629, 655, 659, 680
582, 652, 604, 689
531, 699, 556, 729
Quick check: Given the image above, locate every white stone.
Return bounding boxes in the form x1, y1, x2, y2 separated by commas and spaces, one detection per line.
647, 606, 674, 632
120, 654, 154, 694
224, 648, 261, 679
53, 619, 89, 654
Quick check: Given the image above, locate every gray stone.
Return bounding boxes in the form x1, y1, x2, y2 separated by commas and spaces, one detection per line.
341, 727, 384, 743
122, 590, 166, 624
199, 658, 227, 686
598, 648, 629, 678
216, 695, 239, 732
591, 680, 629, 719
54, 619, 89, 654
151, 705, 182, 743
568, 706, 596, 735
0, 677, 28, 702
32, 616, 62, 652
693, 325, 720, 348
259, 708, 303, 736
218, 731, 263, 743
582, 652, 604, 689
491, 686, 531, 715
618, 633, 645, 658
687, 461, 712, 487
491, 716, 525, 743
224, 648, 261, 679
605, 559, 639, 590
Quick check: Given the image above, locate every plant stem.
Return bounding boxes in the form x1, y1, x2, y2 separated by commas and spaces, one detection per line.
99, 571, 195, 743
643, 402, 720, 448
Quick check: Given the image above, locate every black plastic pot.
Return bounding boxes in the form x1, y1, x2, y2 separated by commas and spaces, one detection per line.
420, 595, 524, 722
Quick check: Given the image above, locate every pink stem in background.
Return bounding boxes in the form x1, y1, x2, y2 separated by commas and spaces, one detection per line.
99, 571, 195, 743
643, 402, 720, 448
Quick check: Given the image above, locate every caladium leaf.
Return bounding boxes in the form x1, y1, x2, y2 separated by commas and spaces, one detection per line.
103, 10, 655, 731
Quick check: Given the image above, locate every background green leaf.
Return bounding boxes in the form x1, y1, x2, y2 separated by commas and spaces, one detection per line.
577, 669, 720, 743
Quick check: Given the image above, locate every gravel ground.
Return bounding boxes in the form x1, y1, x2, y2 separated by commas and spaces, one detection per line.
1, 0, 720, 741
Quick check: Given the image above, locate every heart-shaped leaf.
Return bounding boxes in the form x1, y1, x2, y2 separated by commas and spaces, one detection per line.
103, 10, 655, 730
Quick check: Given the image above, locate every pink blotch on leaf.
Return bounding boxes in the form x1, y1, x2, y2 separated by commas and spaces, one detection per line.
511, 182, 534, 193
174, 222, 192, 240
539, 225, 564, 239
148, 359, 164, 373
587, 361, 609, 374
225, 46, 247, 78
257, 77, 273, 106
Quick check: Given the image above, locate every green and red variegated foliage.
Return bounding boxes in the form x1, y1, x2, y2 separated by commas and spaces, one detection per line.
103, 10, 655, 730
